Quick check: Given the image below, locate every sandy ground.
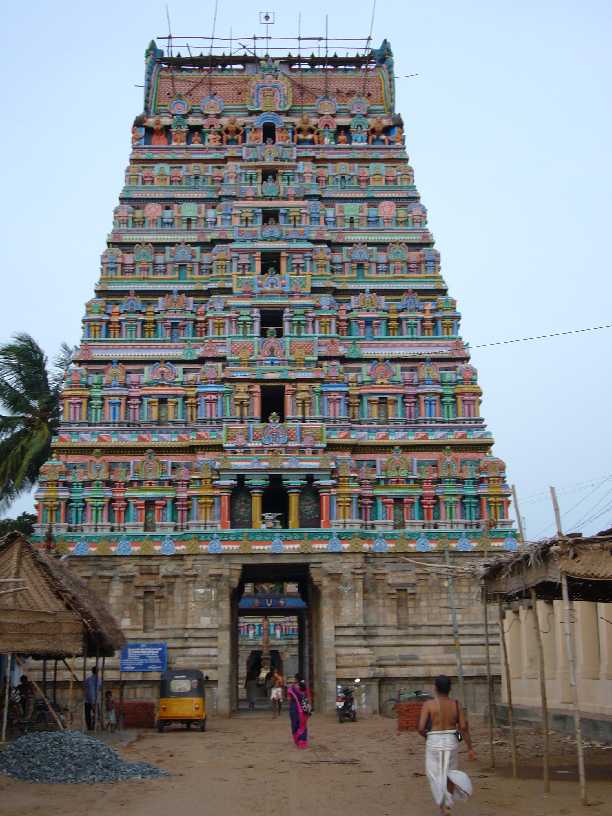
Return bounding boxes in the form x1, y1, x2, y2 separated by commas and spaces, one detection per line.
0, 714, 610, 816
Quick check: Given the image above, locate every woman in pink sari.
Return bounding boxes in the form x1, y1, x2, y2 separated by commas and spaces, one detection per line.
287, 674, 311, 749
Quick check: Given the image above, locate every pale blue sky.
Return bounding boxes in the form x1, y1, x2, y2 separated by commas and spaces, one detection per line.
1, 0, 611, 537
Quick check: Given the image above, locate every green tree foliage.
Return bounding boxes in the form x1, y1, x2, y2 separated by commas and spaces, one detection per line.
0, 334, 75, 509
0, 511, 37, 537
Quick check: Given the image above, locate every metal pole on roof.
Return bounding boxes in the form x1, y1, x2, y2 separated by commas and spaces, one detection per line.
561, 572, 587, 805
1, 653, 12, 742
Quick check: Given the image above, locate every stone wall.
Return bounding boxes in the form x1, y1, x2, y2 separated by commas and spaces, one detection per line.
64, 550, 500, 715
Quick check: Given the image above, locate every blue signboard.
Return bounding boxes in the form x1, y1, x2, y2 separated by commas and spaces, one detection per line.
120, 642, 167, 673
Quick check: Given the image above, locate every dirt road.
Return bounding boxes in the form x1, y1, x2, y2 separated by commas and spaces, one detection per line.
0, 715, 609, 816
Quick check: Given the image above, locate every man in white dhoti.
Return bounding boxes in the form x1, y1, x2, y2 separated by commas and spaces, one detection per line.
418, 675, 476, 814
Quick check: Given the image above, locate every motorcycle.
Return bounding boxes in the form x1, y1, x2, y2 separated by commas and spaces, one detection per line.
336, 678, 360, 723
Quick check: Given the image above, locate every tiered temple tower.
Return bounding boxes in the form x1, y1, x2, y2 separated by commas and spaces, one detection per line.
34, 39, 515, 712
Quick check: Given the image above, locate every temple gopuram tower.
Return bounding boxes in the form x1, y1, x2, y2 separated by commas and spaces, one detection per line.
35, 37, 516, 714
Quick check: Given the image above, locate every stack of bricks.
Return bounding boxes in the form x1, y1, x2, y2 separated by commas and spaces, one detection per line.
119, 700, 156, 728
396, 701, 424, 733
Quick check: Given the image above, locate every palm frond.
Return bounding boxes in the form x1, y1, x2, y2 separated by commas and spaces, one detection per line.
51, 343, 78, 390
0, 334, 50, 403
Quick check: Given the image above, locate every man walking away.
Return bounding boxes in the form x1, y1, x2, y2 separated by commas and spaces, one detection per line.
84, 666, 99, 731
418, 675, 476, 815
270, 668, 284, 717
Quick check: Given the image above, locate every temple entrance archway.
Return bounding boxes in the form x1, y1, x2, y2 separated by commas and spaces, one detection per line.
231, 563, 317, 714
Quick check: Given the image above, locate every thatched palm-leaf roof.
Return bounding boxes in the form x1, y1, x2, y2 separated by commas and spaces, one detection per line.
481, 532, 612, 603
0, 531, 125, 656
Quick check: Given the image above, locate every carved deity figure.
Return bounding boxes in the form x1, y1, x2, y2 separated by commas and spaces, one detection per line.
207, 129, 222, 146
294, 116, 316, 145
141, 449, 161, 480
247, 127, 262, 144
223, 117, 243, 144
151, 118, 168, 146
337, 129, 349, 144
368, 117, 388, 144
190, 129, 202, 145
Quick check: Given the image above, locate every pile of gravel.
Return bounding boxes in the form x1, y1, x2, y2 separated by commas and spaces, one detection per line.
0, 731, 168, 784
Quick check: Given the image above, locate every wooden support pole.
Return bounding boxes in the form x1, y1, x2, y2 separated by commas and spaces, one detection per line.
81, 648, 87, 732
530, 588, 550, 792
101, 656, 106, 731
498, 601, 518, 778
94, 647, 100, 732
1, 653, 12, 743
511, 484, 526, 544
482, 588, 495, 768
53, 658, 58, 705
119, 671, 124, 731
561, 572, 587, 805
62, 658, 77, 728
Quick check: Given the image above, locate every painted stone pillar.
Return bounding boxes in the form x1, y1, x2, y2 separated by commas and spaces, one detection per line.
246, 479, 266, 529
286, 480, 303, 529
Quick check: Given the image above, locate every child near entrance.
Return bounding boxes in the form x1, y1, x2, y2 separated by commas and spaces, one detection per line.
270, 668, 285, 716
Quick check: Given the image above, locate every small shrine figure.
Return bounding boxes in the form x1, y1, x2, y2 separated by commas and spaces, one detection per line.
223, 117, 243, 145
276, 127, 290, 143
337, 129, 349, 144
294, 115, 316, 145
247, 127, 262, 144
207, 129, 222, 146
393, 126, 404, 145
151, 118, 168, 146
190, 129, 203, 145
368, 117, 388, 145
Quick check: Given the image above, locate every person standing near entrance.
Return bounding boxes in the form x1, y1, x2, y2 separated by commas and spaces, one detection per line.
270, 668, 284, 717
287, 674, 311, 749
418, 675, 475, 815
245, 670, 258, 712
84, 666, 100, 731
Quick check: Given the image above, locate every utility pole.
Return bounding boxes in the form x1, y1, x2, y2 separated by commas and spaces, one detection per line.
511, 484, 526, 544
549, 486, 563, 537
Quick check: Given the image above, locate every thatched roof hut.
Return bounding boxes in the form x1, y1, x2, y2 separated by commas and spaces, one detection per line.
481, 531, 612, 603
0, 532, 125, 657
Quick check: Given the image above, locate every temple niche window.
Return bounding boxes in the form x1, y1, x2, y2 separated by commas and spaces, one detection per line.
261, 385, 285, 422
260, 310, 283, 338
262, 122, 276, 143
144, 500, 156, 532
231, 478, 251, 529
263, 209, 279, 226
299, 479, 321, 528
261, 251, 280, 275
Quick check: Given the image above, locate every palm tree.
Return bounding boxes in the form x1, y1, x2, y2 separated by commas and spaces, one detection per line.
0, 334, 74, 509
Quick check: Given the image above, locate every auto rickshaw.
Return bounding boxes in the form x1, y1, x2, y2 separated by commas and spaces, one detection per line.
157, 669, 207, 732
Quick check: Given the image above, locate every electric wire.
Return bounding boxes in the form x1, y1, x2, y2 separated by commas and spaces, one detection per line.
473, 322, 612, 349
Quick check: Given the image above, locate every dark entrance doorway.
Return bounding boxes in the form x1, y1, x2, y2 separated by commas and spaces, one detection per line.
231, 563, 315, 714
262, 475, 288, 527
